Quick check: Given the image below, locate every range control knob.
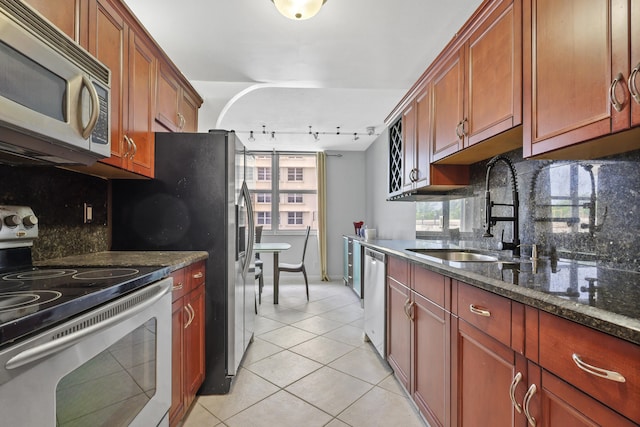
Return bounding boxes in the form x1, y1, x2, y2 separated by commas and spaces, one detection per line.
4, 215, 22, 227
23, 215, 38, 227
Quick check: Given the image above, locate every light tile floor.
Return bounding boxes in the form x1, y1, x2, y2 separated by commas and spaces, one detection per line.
182, 280, 426, 427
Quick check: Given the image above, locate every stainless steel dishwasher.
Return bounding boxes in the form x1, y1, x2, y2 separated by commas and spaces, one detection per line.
364, 247, 386, 358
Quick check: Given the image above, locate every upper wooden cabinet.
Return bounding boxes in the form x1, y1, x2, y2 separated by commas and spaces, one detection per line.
433, 0, 522, 164
523, 0, 640, 159
86, 0, 155, 177
156, 63, 201, 133
23, 0, 86, 43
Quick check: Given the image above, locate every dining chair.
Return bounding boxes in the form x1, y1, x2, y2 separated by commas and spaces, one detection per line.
277, 226, 310, 300
255, 225, 264, 303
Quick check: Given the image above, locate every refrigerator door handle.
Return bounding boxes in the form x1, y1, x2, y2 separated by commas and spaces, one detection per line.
239, 181, 254, 277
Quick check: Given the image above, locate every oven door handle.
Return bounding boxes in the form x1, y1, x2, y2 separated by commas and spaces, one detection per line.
5, 280, 171, 370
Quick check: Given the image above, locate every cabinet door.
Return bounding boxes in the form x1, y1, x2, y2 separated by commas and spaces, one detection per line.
414, 85, 431, 188
88, 0, 128, 168
467, 0, 521, 146
180, 89, 199, 132
24, 0, 81, 42
156, 64, 181, 132
432, 49, 465, 162
412, 292, 450, 427
170, 298, 185, 427
387, 278, 411, 390
455, 319, 525, 426
127, 30, 156, 177
523, 0, 614, 157
184, 285, 206, 402
527, 364, 637, 427
401, 102, 416, 193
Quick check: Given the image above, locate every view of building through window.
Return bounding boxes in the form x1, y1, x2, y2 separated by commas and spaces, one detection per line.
416, 199, 467, 235
248, 153, 318, 232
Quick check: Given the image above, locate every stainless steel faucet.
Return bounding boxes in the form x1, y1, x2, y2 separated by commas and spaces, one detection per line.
483, 155, 520, 257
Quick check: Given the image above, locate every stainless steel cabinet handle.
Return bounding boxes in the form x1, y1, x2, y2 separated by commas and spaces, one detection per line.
469, 304, 491, 317
192, 272, 204, 279
629, 63, 640, 105
455, 121, 464, 139
123, 136, 132, 158
523, 383, 537, 427
572, 353, 626, 383
184, 303, 195, 329
403, 297, 412, 319
461, 118, 468, 137
129, 137, 138, 158
509, 372, 523, 413
172, 282, 184, 291
609, 72, 625, 112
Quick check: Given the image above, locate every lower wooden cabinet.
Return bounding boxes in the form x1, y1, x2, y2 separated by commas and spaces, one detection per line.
386, 256, 451, 427
169, 261, 206, 427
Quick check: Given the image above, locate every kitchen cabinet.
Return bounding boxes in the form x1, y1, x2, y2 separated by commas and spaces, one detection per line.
169, 261, 206, 427
155, 63, 201, 133
386, 256, 452, 426
452, 282, 526, 426
401, 84, 469, 194
23, 0, 86, 44
523, 0, 640, 159
432, 0, 522, 164
86, 0, 156, 178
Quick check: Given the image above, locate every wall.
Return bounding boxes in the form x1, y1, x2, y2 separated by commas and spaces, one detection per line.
364, 129, 415, 240
0, 165, 109, 260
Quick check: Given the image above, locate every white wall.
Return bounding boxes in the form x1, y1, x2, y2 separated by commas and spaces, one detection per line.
365, 129, 416, 240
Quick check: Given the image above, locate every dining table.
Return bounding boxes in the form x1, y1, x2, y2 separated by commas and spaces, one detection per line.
254, 242, 291, 304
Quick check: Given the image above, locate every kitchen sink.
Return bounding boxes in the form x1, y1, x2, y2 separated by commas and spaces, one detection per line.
406, 248, 500, 262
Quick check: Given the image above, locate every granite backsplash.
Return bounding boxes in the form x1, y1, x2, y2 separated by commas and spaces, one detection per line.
418, 149, 640, 272
0, 165, 109, 260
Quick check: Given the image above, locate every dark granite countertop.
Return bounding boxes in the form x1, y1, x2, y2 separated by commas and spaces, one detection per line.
361, 239, 640, 346
35, 250, 208, 271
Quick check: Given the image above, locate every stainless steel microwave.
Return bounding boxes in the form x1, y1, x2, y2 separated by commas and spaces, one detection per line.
0, 0, 110, 166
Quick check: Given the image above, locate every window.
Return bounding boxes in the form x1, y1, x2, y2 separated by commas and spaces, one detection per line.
287, 193, 303, 204
257, 212, 271, 225
257, 193, 271, 203
247, 152, 317, 232
288, 212, 303, 225
416, 198, 471, 238
287, 167, 303, 181
257, 167, 271, 181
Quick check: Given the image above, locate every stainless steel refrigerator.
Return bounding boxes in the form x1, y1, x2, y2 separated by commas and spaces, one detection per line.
111, 130, 256, 394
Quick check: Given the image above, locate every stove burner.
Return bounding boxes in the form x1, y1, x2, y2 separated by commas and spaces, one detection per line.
72, 268, 140, 280
2, 269, 78, 281
0, 290, 62, 312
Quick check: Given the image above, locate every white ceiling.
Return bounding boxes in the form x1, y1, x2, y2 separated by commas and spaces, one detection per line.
124, 0, 483, 151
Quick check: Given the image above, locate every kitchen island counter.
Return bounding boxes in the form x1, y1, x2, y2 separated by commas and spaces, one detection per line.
362, 239, 640, 346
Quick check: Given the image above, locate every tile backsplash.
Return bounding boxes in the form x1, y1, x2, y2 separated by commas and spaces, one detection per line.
418, 149, 640, 271
0, 165, 109, 260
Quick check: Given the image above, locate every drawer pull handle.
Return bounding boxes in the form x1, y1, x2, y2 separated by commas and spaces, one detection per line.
509, 372, 523, 413
172, 282, 184, 291
523, 383, 537, 427
469, 304, 491, 317
192, 272, 204, 279
628, 63, 640, 105
572, 353, 626, 383
403, 297, 411, 319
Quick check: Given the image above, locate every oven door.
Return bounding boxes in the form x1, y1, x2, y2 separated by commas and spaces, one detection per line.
0, 277, 172, 426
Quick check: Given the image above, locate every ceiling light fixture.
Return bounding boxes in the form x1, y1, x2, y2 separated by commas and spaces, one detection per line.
271, 0, 327, 20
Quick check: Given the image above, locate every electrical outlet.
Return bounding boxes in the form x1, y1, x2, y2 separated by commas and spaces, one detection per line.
83, 203, 93, 224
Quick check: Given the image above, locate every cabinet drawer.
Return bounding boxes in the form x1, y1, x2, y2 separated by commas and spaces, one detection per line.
188, 261, 206, 291
412, 265, 446, 309
387, 256, 409, 286
539, 312, 640, 423
457, 282, 512, 347
170, 268, 187, 301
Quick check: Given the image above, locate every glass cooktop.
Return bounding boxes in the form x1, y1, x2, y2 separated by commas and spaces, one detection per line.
0, 266, 170, 348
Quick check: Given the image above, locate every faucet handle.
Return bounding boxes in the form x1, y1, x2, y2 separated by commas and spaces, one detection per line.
518, 243, 538, 260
